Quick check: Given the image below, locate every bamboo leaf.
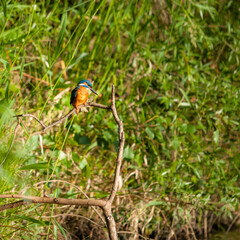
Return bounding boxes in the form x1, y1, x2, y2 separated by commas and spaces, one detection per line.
20, 163, 48, 170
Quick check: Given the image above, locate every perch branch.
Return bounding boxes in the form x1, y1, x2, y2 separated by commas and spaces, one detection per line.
14, 102, 110, 136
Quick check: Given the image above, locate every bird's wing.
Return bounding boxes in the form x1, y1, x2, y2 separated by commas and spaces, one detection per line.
70, 88, 78, 104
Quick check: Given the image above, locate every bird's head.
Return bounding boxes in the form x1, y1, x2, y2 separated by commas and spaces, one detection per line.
77, 79, 98, 95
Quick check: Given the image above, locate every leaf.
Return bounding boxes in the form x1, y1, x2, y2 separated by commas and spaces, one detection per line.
213, 129, 219, 146
20, 163, 48, 170
103, 130, 112, 141
123, 146, 134, 160
68, 52, 88, 69
0, 101, 14, 129
97, 137, 109, 149
179, 88, 191, 107
0, 0, 7, 19
58, 150, 66, 160
53, 218, 67, 238
187, 124, 196, 134
72, 152, 80, 162
113, 139, 119, 152
192, 168, 201, 179
79, 158, 87, 169
72, 124, 81, 133
0, 58, 9, 68
143, 93, 159, 103
179, 102, 191, 107
25, 135, 39, 151
14, 215, 49, 226
187, 163, 201, 179
74, 134, 91, 145
145, 200, 167, 207
146, 127, 154, 139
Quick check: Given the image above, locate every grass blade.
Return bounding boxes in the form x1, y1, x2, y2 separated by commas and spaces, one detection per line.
54, 12, 67, 59
0, 0, 7, 19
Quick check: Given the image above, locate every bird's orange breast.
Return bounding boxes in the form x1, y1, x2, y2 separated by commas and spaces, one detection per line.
72, 86, 89, 107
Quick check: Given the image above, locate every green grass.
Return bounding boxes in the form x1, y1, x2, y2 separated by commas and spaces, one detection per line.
0, 0, 240, 239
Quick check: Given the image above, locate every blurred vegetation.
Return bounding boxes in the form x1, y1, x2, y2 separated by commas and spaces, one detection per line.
0, 0, 240, 239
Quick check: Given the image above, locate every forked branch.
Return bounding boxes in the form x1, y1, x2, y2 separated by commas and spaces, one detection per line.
0, 85, 124, 240
14, 102, 110, 136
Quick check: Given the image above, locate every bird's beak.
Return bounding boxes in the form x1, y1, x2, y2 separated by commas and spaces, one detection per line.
90, 88, 98, 95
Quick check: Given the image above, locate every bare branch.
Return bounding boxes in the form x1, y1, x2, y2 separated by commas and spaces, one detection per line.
0, 194, 106, 207
14, 102, 110, 136
42, 108, 75, 131
35, 180, 106, 225
14, 114, 46, 128
88, 102, 111, 109
0, 200, 25, 211
102, 85, 125, 240
108, 85, 125, 203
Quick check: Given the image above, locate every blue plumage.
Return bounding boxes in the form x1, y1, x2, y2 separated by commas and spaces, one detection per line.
70, 79, 98, 107
70, 86, 79, 104
77, 79, 92, 88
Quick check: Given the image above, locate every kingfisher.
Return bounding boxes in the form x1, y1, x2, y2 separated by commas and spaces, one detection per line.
70, 79, 98, 114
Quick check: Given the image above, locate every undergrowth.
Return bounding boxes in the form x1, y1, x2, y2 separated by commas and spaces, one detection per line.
0, 0, 239, 239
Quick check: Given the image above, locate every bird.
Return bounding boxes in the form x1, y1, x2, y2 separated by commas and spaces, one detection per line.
70, 79, 98, 114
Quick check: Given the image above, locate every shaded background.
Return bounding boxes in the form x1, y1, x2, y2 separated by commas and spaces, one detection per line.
0, 0, 240, 239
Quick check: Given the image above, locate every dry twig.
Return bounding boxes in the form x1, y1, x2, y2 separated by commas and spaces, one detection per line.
0, 200, 25, 211
35, 180, 106, 225
14, 102, 110, 136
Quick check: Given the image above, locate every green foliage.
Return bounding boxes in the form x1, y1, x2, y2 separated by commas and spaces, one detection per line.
0, 0, 239, 239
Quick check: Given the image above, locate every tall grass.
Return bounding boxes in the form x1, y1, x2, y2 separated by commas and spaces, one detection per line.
0, 0, 239, 239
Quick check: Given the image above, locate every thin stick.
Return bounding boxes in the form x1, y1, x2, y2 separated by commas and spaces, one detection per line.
14, 114, 46, 128
0, 200, 25, 211
227, 212, 240, 233
108, 85, 125, 203
14, 103, 110, 136
204, 210, 208, 239
101, 85, 125, 240
0, 194, 106, 207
